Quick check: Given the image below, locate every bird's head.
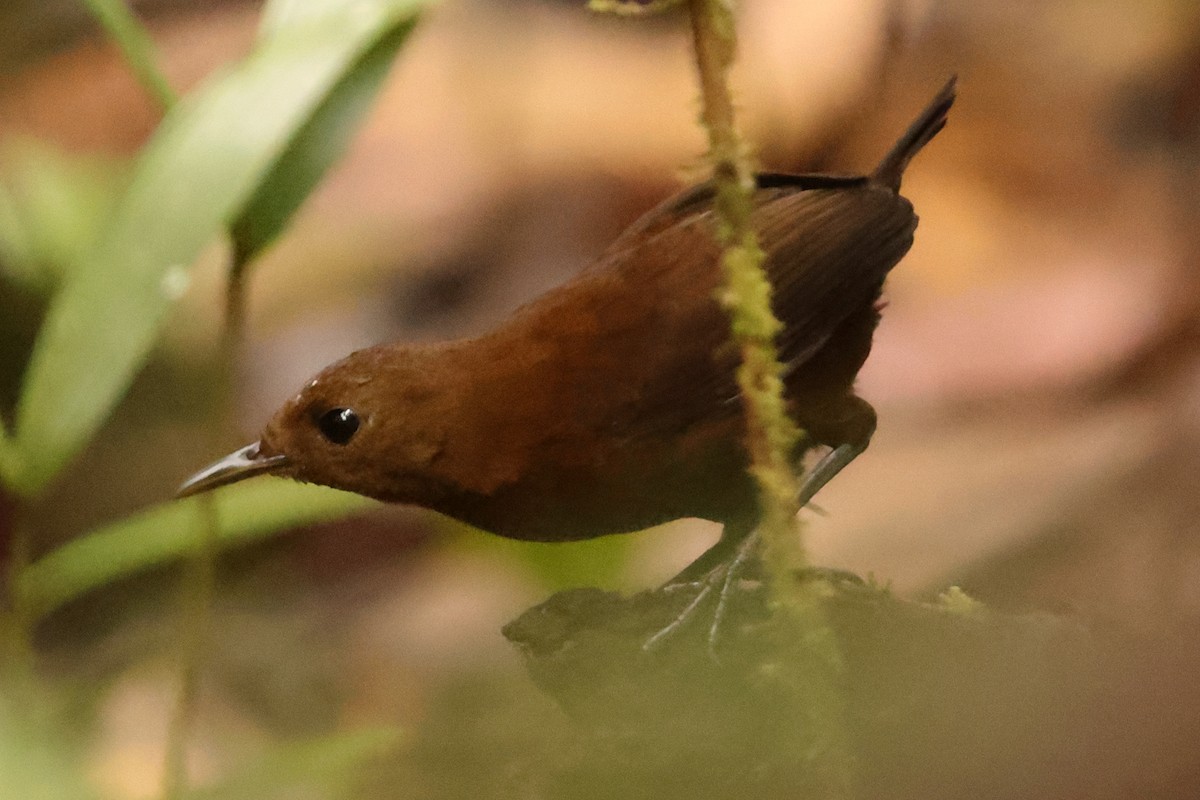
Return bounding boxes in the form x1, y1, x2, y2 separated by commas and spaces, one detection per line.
178, 345, 453, 502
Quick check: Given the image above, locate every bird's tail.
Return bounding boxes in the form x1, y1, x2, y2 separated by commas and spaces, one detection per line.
872, 76, 957, 191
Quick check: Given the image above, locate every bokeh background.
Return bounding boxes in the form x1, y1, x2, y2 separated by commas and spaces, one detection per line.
4, 0, 1200, 796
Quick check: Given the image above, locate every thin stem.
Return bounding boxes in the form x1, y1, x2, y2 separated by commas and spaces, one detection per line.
160, 242, 251, 800
223, 242, 254, 358
160, 495, 219, 800
80, 7, 234, 796
81, 0, 177, 111
685, 2, 855, 794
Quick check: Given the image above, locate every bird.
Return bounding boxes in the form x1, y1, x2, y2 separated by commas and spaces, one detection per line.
180, 77, 955, 593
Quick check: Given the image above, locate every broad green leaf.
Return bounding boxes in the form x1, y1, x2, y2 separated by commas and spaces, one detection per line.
229, 19, 416, 261
184, 728, 403, 800
11, 0, 429, 496
259, 0, 391, 43
16, 480, 375, 621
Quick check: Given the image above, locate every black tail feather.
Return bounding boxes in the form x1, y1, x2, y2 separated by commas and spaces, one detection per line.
873, 76, 957, 191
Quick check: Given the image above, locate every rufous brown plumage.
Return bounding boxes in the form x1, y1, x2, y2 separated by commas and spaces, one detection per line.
180, 78, 956, 553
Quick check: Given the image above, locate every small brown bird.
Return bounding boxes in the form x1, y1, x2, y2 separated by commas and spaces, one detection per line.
181, 79, 954, 574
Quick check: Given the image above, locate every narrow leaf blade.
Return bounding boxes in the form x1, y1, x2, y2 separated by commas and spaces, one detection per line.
80, 0, 176, 109
16, 480, 375, 620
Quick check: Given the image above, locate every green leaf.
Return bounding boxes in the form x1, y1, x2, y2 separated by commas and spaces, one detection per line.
229, 18, 417, 261
80, 0, 176, 110
0, 177, 34, 286
258, 0, 394, 44
589, 0, 685, 15
184, 728, 403, 800
11, 0, 429, 496
15, 480, 375, 621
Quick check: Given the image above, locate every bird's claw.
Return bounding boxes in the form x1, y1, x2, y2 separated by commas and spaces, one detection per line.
643, 533, 761, 658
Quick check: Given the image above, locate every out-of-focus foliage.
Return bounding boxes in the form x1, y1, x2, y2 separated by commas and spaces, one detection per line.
0, 698, 94, 800
6, 0, 1200, 798
185, 728, 404, 800
462, 524, 636, 590
78, 0, 175, 108
9, 0, 429, 497
230, 10, 420, 264
0, 140, 127, 295
0, 1, 427, 798
17, 480, 375, 621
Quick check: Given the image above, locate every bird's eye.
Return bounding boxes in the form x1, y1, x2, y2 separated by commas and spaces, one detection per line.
316, 408, 360, 445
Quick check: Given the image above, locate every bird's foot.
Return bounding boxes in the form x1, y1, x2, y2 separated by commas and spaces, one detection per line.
644, 551, 864, 657
643, 532, 762, 658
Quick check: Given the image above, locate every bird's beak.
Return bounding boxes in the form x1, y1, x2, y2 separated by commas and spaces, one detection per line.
176, 441, 288, 498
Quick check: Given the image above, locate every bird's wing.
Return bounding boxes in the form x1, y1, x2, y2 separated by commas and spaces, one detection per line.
753, 183, 916, 371
604, 179, 917, 442
602, 173, 868, 254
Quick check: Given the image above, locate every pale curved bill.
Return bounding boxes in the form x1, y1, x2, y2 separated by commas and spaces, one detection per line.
176, 442, 287, 498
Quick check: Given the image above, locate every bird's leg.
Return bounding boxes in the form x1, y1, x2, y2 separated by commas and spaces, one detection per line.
705, 531, 761, 654
643, 580, 719, 652
797, 395, 877, 507
663, 513, 756, 586
644, 396, 876, 653
796, 439, 868, 507
645, 517, 761, 653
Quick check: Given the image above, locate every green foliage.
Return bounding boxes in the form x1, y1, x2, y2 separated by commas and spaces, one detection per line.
7, 0, 428, 497
457, 520, 638, 590
0, 141, 128, 295
0, 2, 428, 794
938, 585, 983, 614
506, 536, 636, 591
16, 481, 375, 621
0, 699, 95, 800
0, 423, 17, 488
589, 0, 684, 15
79, 0, 176, 109
230, 11, 419, 263
184, 728, 404, 800
0, 699, 398, 800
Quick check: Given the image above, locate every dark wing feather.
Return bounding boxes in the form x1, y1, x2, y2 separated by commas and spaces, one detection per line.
599, 173, 868, 260
754, 184, 916, 372
585, 77, 953, 443
604, 179, 916, 442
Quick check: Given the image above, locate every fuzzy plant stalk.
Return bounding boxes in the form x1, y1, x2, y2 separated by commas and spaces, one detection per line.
684, 0, 808, 595
685, 1, 856, 794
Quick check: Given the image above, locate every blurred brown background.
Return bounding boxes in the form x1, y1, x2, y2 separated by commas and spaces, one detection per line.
4, 0, 1200, 795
